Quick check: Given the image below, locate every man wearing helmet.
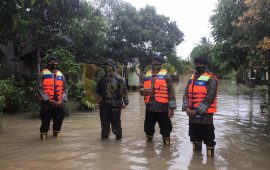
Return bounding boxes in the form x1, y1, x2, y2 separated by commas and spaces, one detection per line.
95, 59, 129, 140
140, 53, 176, 145
37, 55, 68, 140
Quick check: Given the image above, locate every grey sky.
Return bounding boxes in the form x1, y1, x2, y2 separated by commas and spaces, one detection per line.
122, 0, 217, 59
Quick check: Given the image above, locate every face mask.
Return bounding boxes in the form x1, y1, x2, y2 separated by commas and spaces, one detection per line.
195, 65, 206, 74
49, 64, 57, 70
104, 65, 113, 75
152, 64, 161, 70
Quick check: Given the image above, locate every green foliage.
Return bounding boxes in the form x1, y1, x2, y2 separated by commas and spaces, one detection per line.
144, 65, 151, 72
166, 52, 193, 74
94, 0, 184, 65
0, 77, 24, 113
45, 48, 80, 78
189, 37, 220, 74
80, 79, 99, 110
190, 37, 212, 61
67, 1, 109, 61
68, 80, 84, 101
210, 0, 249, 75
0, 0, 37, 32
20, 80, 40, 117
162, 63, 175, 75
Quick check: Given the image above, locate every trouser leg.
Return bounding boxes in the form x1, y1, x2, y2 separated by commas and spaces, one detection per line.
202, 124, 216, 156
52, 106, 65, 137
40, 102, 52, 134
157, 111, 172, 145
189, 123, 203, 150
111, 107, 122, 140
202, 124, 216, 147
100, 107, 111, 138
144, 111, 156, 141
157, 111, 172, 138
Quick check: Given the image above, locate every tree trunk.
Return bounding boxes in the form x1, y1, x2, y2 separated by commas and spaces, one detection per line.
37, 48, 41, 73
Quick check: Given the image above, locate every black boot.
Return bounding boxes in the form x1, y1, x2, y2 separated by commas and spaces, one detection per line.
101, 134, 109, 139
207, 146, 214, 157
163, 137, 170, 146
53, 131, 60, 137
193, 142, 202, 151
40, 133, 47, 140
146, 135, 153, 142
116, 134, 122, 140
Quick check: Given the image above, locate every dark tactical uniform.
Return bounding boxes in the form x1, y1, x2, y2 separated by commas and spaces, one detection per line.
96, 71, 129, 139
37, 68, 68, 139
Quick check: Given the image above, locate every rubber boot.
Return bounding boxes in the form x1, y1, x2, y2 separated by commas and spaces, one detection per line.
146, 135, 153, 142
40, 133, 47, 140
53, 131, 60, 137
163, 137, 170, 146
101, 134, 109, 139
116, 134, 122, 140
207, 146, 214, 157
193, 142, 202, 151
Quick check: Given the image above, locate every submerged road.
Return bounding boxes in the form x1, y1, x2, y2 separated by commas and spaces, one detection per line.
0, 79, 270, 170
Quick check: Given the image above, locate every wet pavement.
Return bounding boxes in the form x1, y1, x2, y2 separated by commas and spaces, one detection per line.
0, 79, 270, 170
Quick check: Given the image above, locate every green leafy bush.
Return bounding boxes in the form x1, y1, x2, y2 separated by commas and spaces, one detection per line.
80, 79, 100, 110
0, 78, 24, 113
68, 80, 84, 101
45, 48, 80, 79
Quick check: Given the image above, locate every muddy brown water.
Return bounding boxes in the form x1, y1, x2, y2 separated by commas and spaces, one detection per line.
0, 79, 270, 170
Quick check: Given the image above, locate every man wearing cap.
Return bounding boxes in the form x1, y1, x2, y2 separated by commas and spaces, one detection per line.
182, 55, 218, 156
95, 59, 129, 140
140, 53, 176, 145
37, 55, 68, 140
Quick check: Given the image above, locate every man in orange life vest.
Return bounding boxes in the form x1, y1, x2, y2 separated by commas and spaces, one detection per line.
182, 55, 218, 156
37, 55, 68, 140
140, 53, 176, 145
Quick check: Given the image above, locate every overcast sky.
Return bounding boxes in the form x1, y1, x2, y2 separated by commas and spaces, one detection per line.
122, 0, 217, 59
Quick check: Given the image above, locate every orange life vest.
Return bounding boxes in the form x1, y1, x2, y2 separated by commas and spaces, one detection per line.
188, 72, 218, 114
42, 69, 64, 101
143, 69, 169, 104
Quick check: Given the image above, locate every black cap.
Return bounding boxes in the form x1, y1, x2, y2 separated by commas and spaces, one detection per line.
47, 55, 58, 62
152, 53, 165, 64
194, 55, 208, 65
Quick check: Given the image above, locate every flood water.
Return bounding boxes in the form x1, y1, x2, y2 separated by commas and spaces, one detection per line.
0, 79, 270, 170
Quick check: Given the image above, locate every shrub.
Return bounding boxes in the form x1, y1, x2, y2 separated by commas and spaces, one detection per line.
0, 77, 24, 113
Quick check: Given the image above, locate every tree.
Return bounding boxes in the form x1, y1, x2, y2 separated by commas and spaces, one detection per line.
210, 0, 249, 74
92, 1, 184, 69
138, 5, 184, 63
0, 0, 109, 78
166, 51, 192, 74
235, 0, 270, 67
189, 37, 219, 73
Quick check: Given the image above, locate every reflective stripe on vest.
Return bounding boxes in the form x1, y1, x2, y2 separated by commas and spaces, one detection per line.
42, 69, 64, 101
143, 69, 169, 104
188, 72, 217, 114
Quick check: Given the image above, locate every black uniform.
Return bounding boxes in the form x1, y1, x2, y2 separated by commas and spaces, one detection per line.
96, 73, 129, 139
